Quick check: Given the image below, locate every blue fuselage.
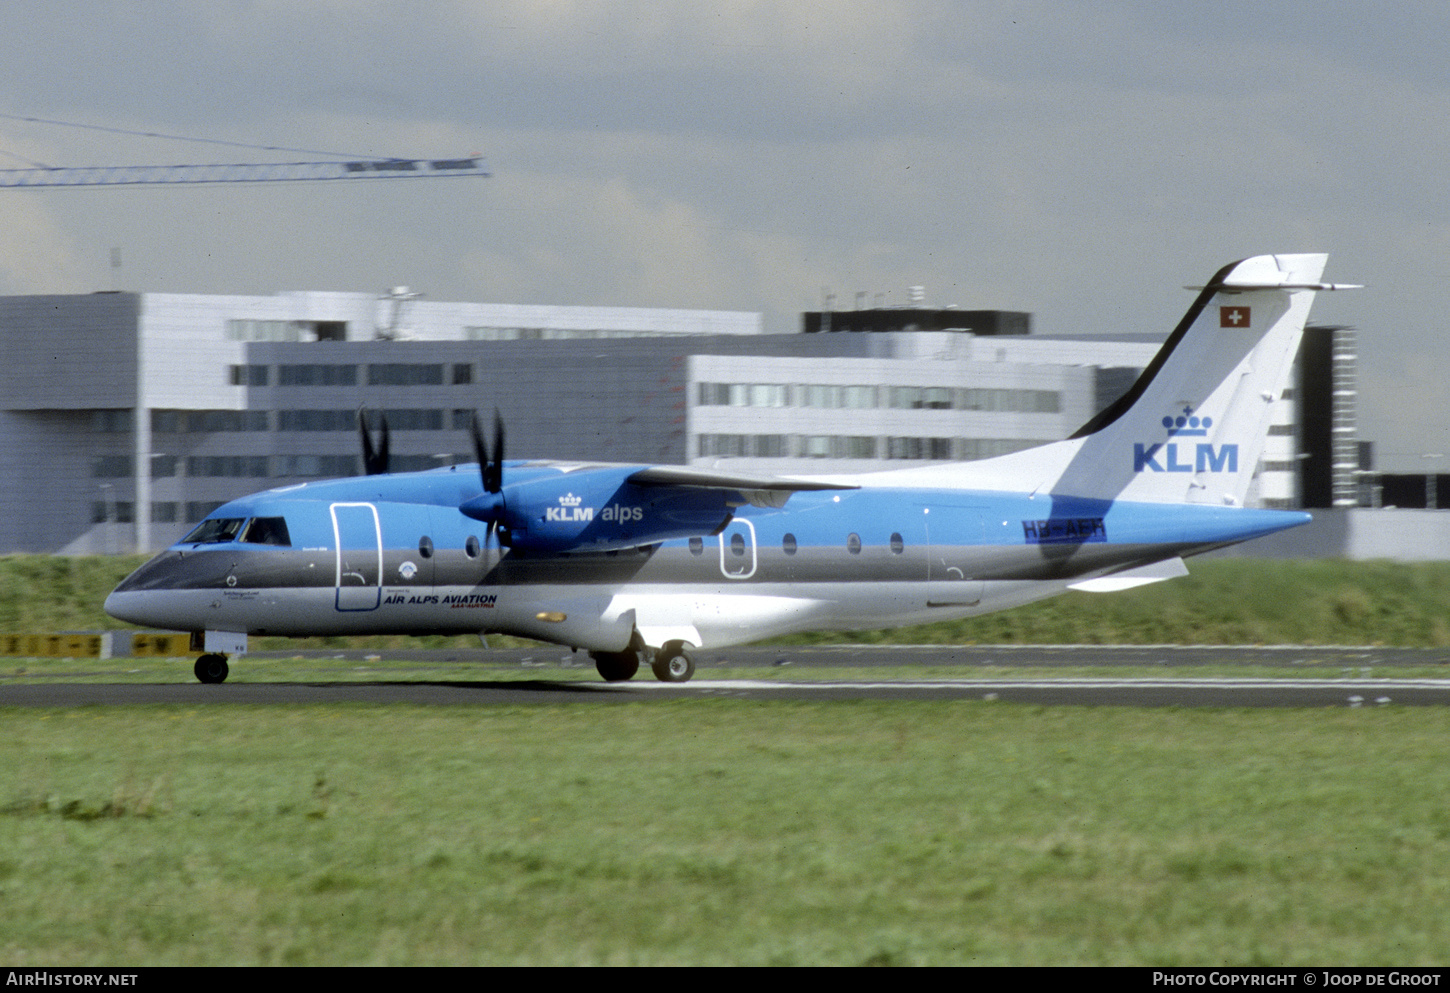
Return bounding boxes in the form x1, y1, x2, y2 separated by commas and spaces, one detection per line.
105, 463, 1308, 651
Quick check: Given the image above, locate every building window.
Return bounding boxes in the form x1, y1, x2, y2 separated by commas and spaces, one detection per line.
92, 501, 135, 524
185, 501, 227, 522
960, 438, 1040, 461
277, 364, 357, 387
226, 319, 299, 342
887, 386, 953, 409
311, 321, 347, 342
181, 410, 270, 432
275, 455, 359, 477
452, 363, 474, 385
696, 382, 789, 407
151, 410, 184, 433
186, 456, 270, 477
91, 456, 132, 478
367, 363, 444, 386
382, 409, 445, 431
91, 410, 134, 433
278, 410, 355, 432
960, 388, 1061, 414
229, 364, 271, 387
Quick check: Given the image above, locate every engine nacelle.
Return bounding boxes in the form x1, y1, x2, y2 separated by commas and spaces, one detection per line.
460, 466, 734, 553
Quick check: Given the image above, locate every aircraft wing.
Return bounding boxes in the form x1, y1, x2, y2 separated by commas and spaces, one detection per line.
627, 466, 858, 508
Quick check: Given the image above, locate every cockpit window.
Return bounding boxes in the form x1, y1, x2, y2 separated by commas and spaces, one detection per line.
241, 516, 292, 546
182, 518, 246, 544
180, 516, 291, 546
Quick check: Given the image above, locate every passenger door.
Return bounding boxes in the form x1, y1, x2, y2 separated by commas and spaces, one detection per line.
331, 502, 382, 611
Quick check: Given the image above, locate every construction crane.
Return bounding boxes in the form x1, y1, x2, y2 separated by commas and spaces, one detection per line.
0, 156, 489, 188
0, 113, 490, 188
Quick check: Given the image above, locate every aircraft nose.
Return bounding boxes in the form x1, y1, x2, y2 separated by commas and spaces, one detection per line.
104, 589, 148, 626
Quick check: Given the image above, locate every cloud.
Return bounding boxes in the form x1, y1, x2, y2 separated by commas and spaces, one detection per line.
0, 197, 93, 293
0, 1, 1447, 465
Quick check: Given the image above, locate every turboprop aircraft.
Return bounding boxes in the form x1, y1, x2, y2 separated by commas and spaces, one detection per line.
105, 253, 1357, 684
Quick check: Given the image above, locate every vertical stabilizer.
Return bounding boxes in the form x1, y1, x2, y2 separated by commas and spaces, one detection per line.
1057, 254, 1346, 505
880, 254, 1359, 505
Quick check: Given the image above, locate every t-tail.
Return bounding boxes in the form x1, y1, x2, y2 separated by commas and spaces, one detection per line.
896, 253, 1358, 506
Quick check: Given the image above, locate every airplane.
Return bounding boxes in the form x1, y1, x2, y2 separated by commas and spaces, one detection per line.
104, 253, 1357, 684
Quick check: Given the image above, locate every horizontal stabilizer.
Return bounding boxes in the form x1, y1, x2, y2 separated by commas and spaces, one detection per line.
1068, 557, 1189, 593
1185, 253, 1363, 292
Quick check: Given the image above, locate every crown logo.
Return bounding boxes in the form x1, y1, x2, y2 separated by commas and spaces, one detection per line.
558, 492, 583, 507
1162, 405, 1211, 437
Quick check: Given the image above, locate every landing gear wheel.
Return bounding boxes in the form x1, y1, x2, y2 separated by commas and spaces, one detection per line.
652, 645, 696, 683
194, 654, 229, 684
591, 650, 640, 682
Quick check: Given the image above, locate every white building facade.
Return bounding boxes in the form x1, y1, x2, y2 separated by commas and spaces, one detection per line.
2, 288, 1303, 554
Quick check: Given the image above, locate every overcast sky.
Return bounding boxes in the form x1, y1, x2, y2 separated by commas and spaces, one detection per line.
1, 1, 1446, 469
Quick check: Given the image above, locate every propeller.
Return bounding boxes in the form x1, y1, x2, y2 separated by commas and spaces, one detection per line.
466, 409, 509, 547
475, 408, 504, 495
358, 407, 390, 475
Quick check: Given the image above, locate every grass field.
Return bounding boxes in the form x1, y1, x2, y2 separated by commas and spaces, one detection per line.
4, 701, 1450, 966
5, 556, 1450, 965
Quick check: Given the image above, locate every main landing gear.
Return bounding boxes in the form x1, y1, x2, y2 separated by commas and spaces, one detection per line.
651, 644, 696, 683
590, 640, 697, 683
194, 653, 230, 684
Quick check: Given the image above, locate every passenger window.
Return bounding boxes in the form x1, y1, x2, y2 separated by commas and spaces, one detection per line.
689, 536, 704, 556
847, 533, 862, 555
418, 536, 434, 559
465, 535, 481, 559
782, 533, 797, 555
890, 532, 904, 554
730, 533, 746, 556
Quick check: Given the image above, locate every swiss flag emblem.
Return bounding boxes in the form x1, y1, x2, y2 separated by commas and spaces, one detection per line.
1220, 306, 1250, 328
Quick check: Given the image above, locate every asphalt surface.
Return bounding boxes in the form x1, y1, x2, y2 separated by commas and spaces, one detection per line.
5, 644, 1450, 708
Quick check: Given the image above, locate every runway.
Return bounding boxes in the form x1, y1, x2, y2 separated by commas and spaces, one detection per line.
5, 644, 1450, 708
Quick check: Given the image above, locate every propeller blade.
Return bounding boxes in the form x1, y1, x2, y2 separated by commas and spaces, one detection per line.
358, 407, 390, 475
469, 408, 505, 494
469, 410, 489, 488
462, 409, 507, 547
487, 408, 504, 494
